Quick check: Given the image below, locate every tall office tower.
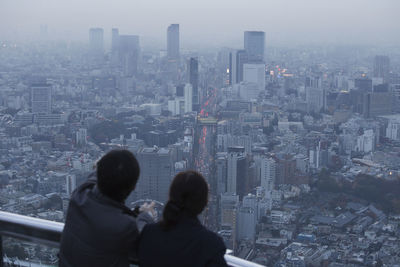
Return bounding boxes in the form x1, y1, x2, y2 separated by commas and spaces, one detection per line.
391, 84, 400, 112
227, 148, 247, 198
216, 152, 228, 195
244, 31, 265, 63
89, 28, 104, 56
188, 58, 199, 110
355, 77, 373, 91
305, 76, 326, 113
75, 128, 87, 146
218, 48, 234, 86
234, 50, 249, 84
237, 206, 256, 241
136, 147, 173, 202
119, 35, 140, 76
175, 84, 185, 97
65, 175, 77, 196
184, 83, 193, 113
242, 63, 266, 99
167, 24, 179, 60
31, 84, 52, 114
373, 55, 390, 81
260, 157, 275, 194
111, 28, 119, 53
363, 91, 393, 118
220, 193, 239, 227
275, 154, 296, 185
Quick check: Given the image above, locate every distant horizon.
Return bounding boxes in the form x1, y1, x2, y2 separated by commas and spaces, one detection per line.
1, 0, 399, 49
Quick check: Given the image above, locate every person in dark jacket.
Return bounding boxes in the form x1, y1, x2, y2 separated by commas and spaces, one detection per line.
138, 170, 228, 267
59, 150, 154, 267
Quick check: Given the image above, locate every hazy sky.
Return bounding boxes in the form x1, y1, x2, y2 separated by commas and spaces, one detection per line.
1, 0, 399, 48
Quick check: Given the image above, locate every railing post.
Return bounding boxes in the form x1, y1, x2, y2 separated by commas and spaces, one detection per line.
0, 235, 3, 267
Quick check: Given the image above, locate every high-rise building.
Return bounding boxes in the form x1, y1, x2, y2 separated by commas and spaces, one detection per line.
219, 193, 239, 249
244, 31, 265, 63
184, 83, 193, 113
168, 98, 185, 116
243, 63, 266, 95
66, 175, 77, 196
237, 206, 256, 241
31, 84, 52, 114
218, 48, 234, 86
188, 58, 199, 110
391, 84, 400, 112
227, 148, 247, 198
305, 76, 326, 113
216, 152, 228, 195
235, 50, 248, 84
176, 84, 185, 97
75, 128, 87, 146
363, 91, 393, 118
260, 157, 275, 194
220, 193, 239, 228
111, 28, 119, 53
89, 28, 104, 56
167, 24, 179, 60
355, 77, 373, 92
275, 154, 297, 185
373, 55, 390, 81
136, 147, 173, 202
119, 35, 140, 76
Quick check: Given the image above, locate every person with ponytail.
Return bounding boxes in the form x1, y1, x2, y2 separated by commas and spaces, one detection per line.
138, 170, 227, 267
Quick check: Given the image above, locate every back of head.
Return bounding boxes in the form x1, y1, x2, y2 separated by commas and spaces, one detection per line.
96, 149, 140, 203
161, 170, 208, 230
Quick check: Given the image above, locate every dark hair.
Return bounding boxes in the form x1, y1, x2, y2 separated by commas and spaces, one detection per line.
161, 170, 209, 230
96, 149, 140, 203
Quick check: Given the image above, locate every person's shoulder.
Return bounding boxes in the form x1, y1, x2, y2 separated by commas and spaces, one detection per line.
198, 225, 226, 250
70, 172, 96, 200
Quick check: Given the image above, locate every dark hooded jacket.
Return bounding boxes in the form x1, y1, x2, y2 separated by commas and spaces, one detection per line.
59, 174, 152, 267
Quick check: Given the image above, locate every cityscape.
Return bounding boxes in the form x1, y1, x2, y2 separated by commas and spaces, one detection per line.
1, 1, 400, 266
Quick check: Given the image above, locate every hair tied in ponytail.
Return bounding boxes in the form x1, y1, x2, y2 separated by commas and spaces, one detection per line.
161, 171, 208, 230
168, 201, 183, 212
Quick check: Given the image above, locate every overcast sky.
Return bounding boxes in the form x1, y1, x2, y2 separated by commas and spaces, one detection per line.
1, 0, 399, 48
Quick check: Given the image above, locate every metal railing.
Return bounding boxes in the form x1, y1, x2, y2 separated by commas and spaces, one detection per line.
0, 211, 264, 267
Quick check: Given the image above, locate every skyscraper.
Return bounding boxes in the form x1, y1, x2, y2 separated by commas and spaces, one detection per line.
89, 28, 104, 56
244, 31, 265, 63
136, 147, 173, 202
373, 55, 390, 81
243, 63, 266, 92
305, 76, 326, 113
111, 28, 119, 53
167, 24, 179, 60
260, 157, 275, 194
216, 152, 228, 195
31, 83, 52, 114
355, 77, 373, 92
227, 148, 247, 198
188, 58, 199, 110
184, 83, 193, 113
119, 35, 140, 76
66, 175, 77, 196
76, 128, 87, 146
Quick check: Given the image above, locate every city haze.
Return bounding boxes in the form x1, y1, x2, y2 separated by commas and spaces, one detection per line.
1, 0, 400, 47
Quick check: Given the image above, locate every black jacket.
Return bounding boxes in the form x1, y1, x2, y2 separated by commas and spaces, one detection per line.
138, 217, 228, 267
59, 174, 153, 267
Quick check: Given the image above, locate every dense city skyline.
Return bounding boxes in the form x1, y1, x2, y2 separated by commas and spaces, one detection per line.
1, 1, 400, 266
1, 0, 400, 47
